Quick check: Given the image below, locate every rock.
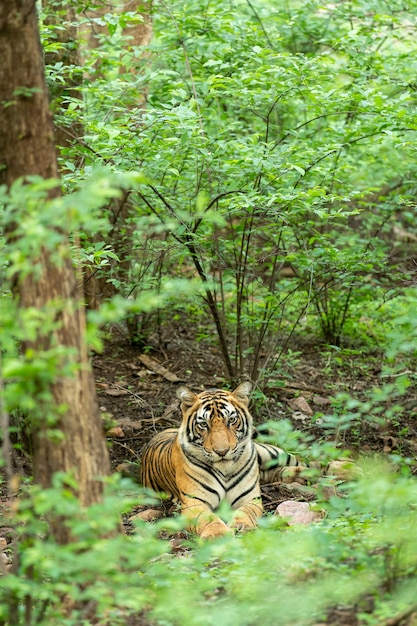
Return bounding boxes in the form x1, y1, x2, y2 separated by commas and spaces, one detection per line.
275, 501, 323, 525
292, 411, 310, 422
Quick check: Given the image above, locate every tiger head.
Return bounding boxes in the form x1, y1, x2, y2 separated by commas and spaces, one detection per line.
176, 382, 253, 464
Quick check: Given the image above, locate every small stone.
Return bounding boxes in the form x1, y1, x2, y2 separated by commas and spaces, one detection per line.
275, 501, 323, 525
292, 411, 309, 422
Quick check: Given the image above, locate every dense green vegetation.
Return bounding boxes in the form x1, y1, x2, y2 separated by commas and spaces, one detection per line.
1, 1, 417, 624
49, 0, 417, 381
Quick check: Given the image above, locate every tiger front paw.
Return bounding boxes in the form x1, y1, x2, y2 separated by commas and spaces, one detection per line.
199, 519, 234, 539
229, 515, 257, 533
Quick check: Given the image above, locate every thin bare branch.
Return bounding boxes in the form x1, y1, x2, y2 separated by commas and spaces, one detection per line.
0, 355, 15, 501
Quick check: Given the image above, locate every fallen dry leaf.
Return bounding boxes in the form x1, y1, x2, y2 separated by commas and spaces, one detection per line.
106, 426, 125, 438
160, 399, 181, 421
104, 388, 129, 397
138, 354, 185, 382
287, 396, 313, 416
132, 368, 154, 378
129, 509, 165, 523
312, 395, 330, 406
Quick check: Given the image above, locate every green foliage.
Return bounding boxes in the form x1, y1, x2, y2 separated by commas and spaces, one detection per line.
2, 463, 417, 626
139, 0, 417, 364
40, 0, 417, 381
3, 281, 417, 626
2, 2, 417, 625
0, 171, 164, 426
0, 475, 170, 625
315, 289, 417, 467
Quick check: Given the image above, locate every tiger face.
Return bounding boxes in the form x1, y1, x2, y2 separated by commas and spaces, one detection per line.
176, 382, 253, 465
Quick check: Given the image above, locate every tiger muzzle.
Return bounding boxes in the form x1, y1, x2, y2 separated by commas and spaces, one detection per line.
213, 446, 229, 457
208, 424, 237, 459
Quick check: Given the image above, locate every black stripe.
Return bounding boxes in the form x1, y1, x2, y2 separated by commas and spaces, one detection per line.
257, 443, 300, 467
184, 469, 222, 498
180, 445, 228, 490
185, 416, 198, 442
231, 479, 259, 507
180, 493, 216, 508
157, 437, 176, 453
180, 445, 208, 467
228, 450, 258, 491
257, 443, 280, 460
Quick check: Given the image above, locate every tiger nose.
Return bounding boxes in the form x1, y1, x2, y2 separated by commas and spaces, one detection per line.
214, 447, 229, 457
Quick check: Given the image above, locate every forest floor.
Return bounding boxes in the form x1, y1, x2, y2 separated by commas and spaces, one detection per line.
94, 321, 417, 626
97, 322, 417, 480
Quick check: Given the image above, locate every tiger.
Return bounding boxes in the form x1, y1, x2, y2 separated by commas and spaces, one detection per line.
139, 382, 303, 539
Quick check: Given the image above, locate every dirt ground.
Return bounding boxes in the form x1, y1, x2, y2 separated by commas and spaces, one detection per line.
96, 323, 417, 480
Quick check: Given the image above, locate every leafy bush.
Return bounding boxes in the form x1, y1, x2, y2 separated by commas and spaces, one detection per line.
2, 280, 417, 625
2, 459, 417, 626
2, 2, 417, 625
39, 0, 417, 383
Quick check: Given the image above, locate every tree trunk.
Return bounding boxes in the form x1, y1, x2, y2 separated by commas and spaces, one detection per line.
0, 1, 110, 542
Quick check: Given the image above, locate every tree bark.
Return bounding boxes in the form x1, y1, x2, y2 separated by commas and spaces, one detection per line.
0, 1, 110, 542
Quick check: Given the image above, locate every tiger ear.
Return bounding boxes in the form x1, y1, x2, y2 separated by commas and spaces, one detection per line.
232, 381, 252, 406
176, 386, 198, 407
